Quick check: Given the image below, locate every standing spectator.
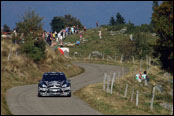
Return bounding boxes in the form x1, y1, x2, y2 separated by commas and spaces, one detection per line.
73, 26, 76, 34
47, 32, 51, 46
45, 32, 48, 41
80, 31, 83, 40
74, 26, 77, 34
84, 26, 86, 32
68, 27, 71, 35
63, 29, 66, 39
76, 25, 79, 34
42, 31, 45, 40
98, 29, 102, 39
66, 27, 69, 36
71, 26, 74, 34
96, 21, 99, 28
13, 28, 17, 37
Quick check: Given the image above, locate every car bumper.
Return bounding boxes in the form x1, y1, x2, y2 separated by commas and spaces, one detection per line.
38, 87, 71, 96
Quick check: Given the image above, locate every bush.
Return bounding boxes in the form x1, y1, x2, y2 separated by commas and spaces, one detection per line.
21, 39, 46, 63
107, 24, 125, 31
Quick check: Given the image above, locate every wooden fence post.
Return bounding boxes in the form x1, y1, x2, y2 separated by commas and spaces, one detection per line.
103, 73, 107, 91
132, 56, 135, 64
171, 106, 173, 115
136, 90, 139, 106
107, 75, 111, 93
120, 54, 123, 63
102, 53, 104, 60
131, 88, 134, 102
8, 48, 12, 61
150, 87, 156, 110
111, 72, 116, 94
118, 71, 121, 84
124, 84, 128, 98
88, 53, 91, 59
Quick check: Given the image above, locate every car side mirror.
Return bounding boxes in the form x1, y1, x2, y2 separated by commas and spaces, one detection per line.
67, 79, 71, 82
38, 79, 41, 82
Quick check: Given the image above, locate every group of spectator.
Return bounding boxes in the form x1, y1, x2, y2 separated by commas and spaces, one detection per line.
42, 25, 88, 47
136, 71, 149, 83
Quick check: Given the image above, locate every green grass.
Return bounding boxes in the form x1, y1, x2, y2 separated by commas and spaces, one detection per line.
64, 27, 157, 61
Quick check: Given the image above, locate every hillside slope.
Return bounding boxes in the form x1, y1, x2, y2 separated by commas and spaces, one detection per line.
1, 38, 83, 115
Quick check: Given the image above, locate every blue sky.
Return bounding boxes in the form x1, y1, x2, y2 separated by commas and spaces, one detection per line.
1, 1, 162, 31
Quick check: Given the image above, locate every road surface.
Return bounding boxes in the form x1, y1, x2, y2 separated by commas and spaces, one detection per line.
6, 63, 129, 115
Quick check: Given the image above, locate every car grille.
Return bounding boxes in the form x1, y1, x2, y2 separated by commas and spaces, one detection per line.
48, 84, 61, 88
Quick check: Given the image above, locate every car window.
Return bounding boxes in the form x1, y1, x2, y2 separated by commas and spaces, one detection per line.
42, 74, 66, 81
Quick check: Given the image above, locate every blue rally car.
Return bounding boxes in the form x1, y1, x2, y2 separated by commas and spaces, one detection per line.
38, 72, 71, 97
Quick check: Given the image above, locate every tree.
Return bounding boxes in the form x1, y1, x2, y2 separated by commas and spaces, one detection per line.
151, 1, 159, 26
3, 24, 10, 32
109, 16, 115, 26
133, 32, 152, 59
50, 16, 65, 32
152, 1, 159, 11
16, 9, 46, 63
50, 14, 83, 32
16, 9, 43, 36
152, 1, 173, 73
115, 12, 126, 25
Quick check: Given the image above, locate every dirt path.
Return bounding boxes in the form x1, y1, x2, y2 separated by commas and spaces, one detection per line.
6, 62, 129, 115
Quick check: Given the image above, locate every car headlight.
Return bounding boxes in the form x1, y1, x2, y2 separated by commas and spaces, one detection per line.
62, 84, 68, 88
41, 84, 47, 88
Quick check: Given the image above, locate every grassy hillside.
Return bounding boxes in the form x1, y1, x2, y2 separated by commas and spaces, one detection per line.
63, 27, 173, 115
64, 27, 157, 60
1, 38, 83, 115
74, 61, 173, 115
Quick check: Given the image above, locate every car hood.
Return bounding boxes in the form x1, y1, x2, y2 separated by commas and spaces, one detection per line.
43, 81, 65, 87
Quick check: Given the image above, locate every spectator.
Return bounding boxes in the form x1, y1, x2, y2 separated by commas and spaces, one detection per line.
71, 27, 74, 34
142, 71, 147, 81
66, 27, 69, 36
80, 31, 83, 39
63, 29, 66, 39
96, 21, 99, 28
84, 26, 86, 32
47, 32, 51, 46
136, 72, 142, 82
76, 25, 79, 34
98, 29, 102, 39
68, 27, 71, 35
73, 26, 76, 34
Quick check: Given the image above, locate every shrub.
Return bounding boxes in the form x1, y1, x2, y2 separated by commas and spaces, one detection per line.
20, 39, 46, 63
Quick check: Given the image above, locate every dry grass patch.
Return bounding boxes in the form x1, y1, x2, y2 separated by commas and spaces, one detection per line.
75, 63, 172, 115
1, 38, 83, 115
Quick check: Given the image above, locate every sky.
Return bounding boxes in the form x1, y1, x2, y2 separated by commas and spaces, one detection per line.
1, 1, 162, 32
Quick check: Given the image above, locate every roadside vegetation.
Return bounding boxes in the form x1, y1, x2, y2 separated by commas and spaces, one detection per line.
1, 38, 83, 115
1, 9, 84, 115
74, 60, 173, 115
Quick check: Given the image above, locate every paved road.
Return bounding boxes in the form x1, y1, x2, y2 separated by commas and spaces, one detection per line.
6, 63, 129, 115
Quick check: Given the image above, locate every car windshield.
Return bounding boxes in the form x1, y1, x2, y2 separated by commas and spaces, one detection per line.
42, 74, 66, 82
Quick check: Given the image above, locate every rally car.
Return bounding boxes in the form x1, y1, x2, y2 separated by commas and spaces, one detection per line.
38, 72, 71, 97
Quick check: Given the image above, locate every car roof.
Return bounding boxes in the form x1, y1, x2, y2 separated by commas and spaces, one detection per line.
43, 72, 65, 76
